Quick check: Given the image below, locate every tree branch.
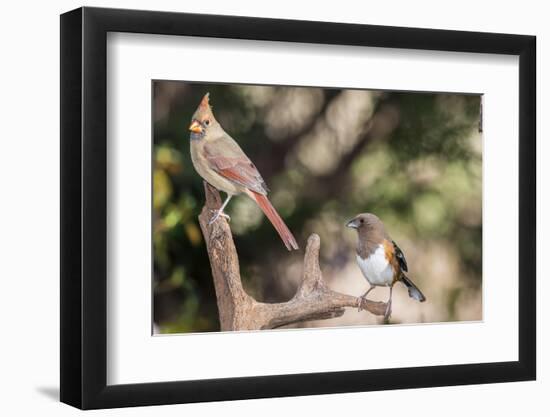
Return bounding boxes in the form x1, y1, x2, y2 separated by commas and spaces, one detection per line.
198, 182, 386, 331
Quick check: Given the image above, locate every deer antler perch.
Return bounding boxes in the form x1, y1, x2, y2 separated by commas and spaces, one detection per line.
198, 182, 387, 331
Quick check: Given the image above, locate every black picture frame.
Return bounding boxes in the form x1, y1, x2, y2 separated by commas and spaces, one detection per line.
60, 6, 536, 410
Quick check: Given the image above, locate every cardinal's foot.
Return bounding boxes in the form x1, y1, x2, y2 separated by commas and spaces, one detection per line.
208, 209, 231, 225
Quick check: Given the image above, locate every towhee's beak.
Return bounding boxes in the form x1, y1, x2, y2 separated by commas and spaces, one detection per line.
189, 120, 202, 133
346, 219, 358, 229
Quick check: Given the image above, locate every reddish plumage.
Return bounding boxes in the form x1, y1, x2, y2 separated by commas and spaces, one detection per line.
248, 191, 299, 251
382, 239, 400, 284
189, 93, 299, 251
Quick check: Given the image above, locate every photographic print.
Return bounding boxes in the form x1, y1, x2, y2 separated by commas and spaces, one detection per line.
60, 9, 536, 407
153, 81, 482, 334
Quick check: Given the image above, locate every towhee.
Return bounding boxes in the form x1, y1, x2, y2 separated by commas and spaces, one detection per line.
188, 93, 299, 251
346, 213, 426, 320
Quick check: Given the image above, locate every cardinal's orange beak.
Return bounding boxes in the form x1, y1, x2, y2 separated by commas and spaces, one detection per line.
189, 120, 202, 133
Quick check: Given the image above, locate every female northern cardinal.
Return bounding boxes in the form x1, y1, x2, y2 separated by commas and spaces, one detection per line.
188, 93, 299, 251
346, 213, 425, 319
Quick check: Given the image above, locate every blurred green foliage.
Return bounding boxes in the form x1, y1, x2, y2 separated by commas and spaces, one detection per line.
153, 82, 482, 333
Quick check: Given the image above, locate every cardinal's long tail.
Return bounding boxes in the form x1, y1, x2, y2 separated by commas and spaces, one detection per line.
249, 191, 299, 251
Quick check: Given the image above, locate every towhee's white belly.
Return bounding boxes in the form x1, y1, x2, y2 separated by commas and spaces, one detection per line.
356, 245, 394, 287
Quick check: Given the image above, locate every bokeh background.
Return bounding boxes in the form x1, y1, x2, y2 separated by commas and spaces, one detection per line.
153, 81, 482, 333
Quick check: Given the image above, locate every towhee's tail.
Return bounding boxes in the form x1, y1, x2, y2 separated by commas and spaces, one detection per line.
401, 275, 426, 302
249, 191, 299, 251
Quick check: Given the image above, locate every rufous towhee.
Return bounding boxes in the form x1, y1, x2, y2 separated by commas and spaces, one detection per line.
346, 213, 426, 320
188, 93, 299, 251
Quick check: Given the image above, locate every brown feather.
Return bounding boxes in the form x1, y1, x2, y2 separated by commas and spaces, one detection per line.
203, 139, 268, 194
383, 239, 401, 284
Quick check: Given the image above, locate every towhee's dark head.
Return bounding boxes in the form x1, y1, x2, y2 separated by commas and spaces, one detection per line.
346, 213, 384, 232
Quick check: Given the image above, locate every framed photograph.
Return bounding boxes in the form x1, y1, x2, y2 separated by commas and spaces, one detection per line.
60, 6, 536, 409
